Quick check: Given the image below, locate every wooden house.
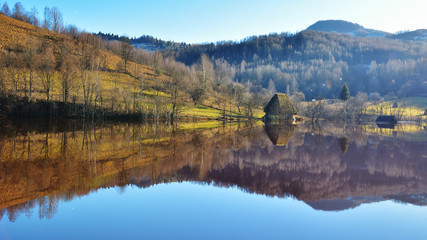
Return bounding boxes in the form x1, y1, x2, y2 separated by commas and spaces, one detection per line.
264, 93, 297, 121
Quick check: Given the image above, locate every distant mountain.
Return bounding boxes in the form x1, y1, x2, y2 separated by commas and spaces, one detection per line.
306, 20, 390, 37
387, 29, 427, 42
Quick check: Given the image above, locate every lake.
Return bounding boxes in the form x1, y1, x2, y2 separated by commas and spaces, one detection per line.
1, 120, 427, 239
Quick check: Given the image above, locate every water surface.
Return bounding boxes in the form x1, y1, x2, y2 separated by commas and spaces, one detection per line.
1, 120, 427, 239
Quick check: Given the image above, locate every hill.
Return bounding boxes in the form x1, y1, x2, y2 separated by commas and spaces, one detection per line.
168, 28, 427, 99
0, 14, 169, 107
306, 20, 390, 37
0, 14, 257, 120
387, 29, 427, 42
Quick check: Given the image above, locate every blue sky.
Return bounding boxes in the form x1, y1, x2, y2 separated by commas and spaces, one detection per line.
5, 0, 427, 43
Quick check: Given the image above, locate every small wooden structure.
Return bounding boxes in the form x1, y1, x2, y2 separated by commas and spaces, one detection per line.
264, 93, 297, 121
424, 109, 427, 115
392, 102, 398, 108
376, 115, 398, 123
376, 115, 398, 129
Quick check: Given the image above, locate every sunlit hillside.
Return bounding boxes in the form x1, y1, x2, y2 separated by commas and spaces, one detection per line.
0, 14, 171, 105
0, 14, 264, 120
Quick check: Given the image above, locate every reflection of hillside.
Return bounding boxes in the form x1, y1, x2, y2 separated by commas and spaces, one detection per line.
1, 121, 427, 221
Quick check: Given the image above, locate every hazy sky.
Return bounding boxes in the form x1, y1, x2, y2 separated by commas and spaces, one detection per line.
8, 0, 427, 43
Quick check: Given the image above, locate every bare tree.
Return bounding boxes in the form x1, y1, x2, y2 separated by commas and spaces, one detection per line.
213, 59, 232, 117
42, 7, 51, 30
267, 79, 276, 94
232, 82, 246, 113
60, 55, 78, 102
187, 55, 215, 105
29, 6, 39, 26
167, 64, 188, 120
1, 2, 11, 17
305, 100, 324, 122
153, 51, 163, 75
187, 70, 206, 105
23, 38, 38, 97
0, 48, 7, 95
12, 2, 27, 21
51, 7, 63, 32
9, 52, 24, 95
120, 37, 133, 72
198, 54, 214, 87
36, 47, 56, 102
291, 91, 305, 112
242, 91, 257, 118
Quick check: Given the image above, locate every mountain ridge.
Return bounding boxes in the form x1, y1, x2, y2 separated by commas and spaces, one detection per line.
306, 19, 427, 41
306, 19, 390, 38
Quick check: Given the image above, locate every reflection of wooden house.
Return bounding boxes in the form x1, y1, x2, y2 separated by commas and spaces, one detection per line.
264, 93, 297, 121
376, 123, 396, 129
337, 137, 350, 155
264, 123, 296, 146
376, 115, 397, 129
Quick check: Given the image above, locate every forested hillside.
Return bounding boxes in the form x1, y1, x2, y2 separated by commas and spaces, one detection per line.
169, 30, 427, 99
0, 2, 264, 120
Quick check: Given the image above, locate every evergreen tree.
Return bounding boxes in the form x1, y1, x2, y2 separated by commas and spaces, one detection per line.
339, 83, 350, 101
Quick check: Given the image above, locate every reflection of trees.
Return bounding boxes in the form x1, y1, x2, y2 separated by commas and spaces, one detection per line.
337, 137, 350, 155
39, 196, 58, 219
0, 208, 4, 221
1, 121, 427, 220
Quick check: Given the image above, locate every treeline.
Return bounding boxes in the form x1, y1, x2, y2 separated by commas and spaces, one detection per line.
167, 30, 427, 99
96, 32, 188, 52
0, 2, 268, 120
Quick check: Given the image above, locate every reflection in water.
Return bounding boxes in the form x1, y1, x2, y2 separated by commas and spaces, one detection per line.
264, 123, 296, 146
337, 137, 350, 155
376, 123, 397, 129
1, 120, 427, 221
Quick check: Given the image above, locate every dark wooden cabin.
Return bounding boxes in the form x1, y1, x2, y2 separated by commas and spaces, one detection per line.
375, 115, 398, 123
264, 93, 297, 121
376, 115, 398, 128
392, 102, 398, 108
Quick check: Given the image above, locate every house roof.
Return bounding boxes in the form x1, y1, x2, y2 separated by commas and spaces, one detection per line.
264, 93, 297, 114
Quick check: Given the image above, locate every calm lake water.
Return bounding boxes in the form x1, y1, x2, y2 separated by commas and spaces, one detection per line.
1, 120, 427, 239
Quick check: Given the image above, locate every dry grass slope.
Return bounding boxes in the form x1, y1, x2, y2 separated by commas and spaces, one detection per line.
0, 14, 262, 119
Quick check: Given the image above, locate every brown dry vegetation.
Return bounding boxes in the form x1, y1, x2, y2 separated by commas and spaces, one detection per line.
0, 14, 179, 118
1, 121, 427, 219
0, 14, 266, 120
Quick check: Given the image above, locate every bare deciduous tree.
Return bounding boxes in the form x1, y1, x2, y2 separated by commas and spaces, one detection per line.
42, 7, 51, 30
305, 100, 324, 122
51, 7, 63, 33
1, 2, 11, 17
12, 2, 28, 22
0, 48, 8, 95
60, 55, 78, 102
120, 37, 133, 72
167, 63, 188, 120
23, 38, 38, 97
36, 47, 56, 102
